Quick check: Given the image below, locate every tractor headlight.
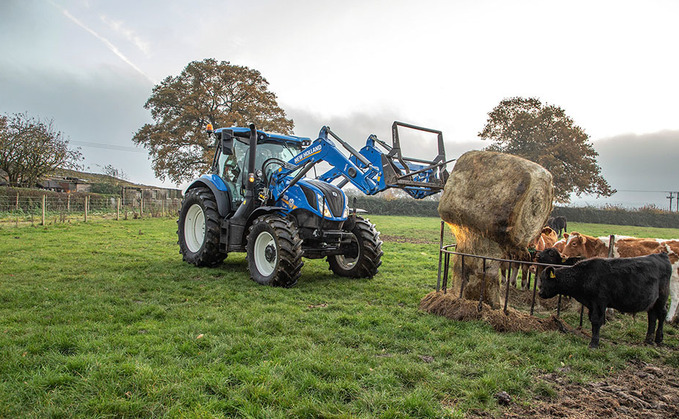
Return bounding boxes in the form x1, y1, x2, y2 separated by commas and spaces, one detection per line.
317, 193, 333, 218
342, 203, 349, 218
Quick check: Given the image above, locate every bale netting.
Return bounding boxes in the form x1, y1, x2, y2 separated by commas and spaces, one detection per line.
419, 291, 577, 334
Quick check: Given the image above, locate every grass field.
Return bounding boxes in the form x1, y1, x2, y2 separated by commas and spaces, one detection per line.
1, 216, 678, 417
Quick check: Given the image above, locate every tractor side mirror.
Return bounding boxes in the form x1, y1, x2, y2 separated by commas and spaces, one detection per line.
221, 130, 234, 155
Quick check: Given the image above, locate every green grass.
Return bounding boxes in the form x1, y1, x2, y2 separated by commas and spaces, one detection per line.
1, 216, 678, 417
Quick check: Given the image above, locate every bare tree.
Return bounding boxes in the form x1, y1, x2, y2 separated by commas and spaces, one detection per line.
0, 112, 83, 187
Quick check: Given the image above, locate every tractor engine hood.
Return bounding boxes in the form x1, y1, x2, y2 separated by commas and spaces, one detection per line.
278, 178, 348, 220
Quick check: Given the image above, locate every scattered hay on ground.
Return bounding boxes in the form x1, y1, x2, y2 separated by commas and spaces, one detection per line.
419, 291, 578, 334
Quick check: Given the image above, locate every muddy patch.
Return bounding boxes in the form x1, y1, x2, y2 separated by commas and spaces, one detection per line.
498, 360, 679, 418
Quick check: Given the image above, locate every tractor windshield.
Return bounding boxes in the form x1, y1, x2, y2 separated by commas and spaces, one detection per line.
218, 141, 303, 208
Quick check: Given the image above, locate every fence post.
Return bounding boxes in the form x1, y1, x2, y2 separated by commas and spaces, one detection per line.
16, 192, 19, 210
67, 193, 70, 212
140, 194, 144, 217
42, 195, 46, 226
117, 197, 121, 220
84, 195, 88, 223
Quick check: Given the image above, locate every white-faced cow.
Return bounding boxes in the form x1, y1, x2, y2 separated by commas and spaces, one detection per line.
561, 232, 679, 323
539, 253, 671, 348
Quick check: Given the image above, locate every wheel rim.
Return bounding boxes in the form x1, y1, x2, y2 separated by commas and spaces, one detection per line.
254, 231, 277, 277
184, 204, 205, 253
336, 235, 360, 269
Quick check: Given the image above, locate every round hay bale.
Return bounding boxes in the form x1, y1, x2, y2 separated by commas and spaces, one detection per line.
437, 151, 553, 308
438, 151, 554, 248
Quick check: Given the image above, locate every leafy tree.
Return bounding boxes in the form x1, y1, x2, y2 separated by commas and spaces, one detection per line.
479, 97, 615, 203
0, 112, 83, 187
133, 58, 294, 183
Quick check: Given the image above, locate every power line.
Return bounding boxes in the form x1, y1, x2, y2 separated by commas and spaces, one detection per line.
69, 140, 147, 153
616, 189, 679, 193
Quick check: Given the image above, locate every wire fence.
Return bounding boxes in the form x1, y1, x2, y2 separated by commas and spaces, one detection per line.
0, 191, 182, 227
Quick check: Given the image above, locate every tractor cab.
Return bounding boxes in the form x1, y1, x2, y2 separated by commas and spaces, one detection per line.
211, 127, 309, 212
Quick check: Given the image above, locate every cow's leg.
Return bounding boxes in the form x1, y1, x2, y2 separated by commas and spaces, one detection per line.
500, 262, 508, 285
520, 264, 530, 290
509, 263, 519, 288
667, 272, 679, 323
653, 298, 667, 345
588, 305, 605, 349
646, 310, 658, 345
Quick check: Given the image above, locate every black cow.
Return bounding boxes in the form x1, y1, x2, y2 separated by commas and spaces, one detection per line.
546, 216, 567, 238
539, 253, 671, 348
536, 247, 583, 266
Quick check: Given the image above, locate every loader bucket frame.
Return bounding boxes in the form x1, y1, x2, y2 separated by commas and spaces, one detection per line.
379, 121, 450, 198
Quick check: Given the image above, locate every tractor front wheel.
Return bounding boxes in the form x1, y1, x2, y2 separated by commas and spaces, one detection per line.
247, 214, 304, 287
177, 187, 226, 267
328, 216, 383, 278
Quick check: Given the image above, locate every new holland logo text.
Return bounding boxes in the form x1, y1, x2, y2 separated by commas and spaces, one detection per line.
293, 145, 322, 164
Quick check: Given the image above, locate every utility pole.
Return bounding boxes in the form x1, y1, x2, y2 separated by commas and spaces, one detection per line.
668, 192, 675, 212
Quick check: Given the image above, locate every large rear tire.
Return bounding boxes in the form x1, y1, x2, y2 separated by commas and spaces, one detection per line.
177, 187, 226, 267
247, 214, 304, 287
328, 216, 383, 278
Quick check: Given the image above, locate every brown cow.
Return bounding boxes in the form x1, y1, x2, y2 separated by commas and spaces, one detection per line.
502, 227, 558, 289
561, 232, 679, 323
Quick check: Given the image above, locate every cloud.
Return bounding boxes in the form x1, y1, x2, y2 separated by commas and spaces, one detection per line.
593, 131, 679, 191
47, 1, 155, 84
0, 63, 166, 186
286, 106, 484, 165
566, 131, 679, 208
99, 14, 150, 55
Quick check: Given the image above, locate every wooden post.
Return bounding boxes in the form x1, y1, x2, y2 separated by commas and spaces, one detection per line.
42, 195, 46, 226
84, 195, 88, 223
608, 235, 615, 258
140, 193, 144, 217
16, 192, 19, 210
67, 193, 71, 212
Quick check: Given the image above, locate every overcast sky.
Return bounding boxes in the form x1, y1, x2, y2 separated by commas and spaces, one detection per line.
1, 0, 678, 208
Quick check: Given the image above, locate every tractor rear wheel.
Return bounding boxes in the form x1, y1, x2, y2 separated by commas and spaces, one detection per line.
247, 214, 304, 287
328, 216, 383, 278
177, 187, 226, 267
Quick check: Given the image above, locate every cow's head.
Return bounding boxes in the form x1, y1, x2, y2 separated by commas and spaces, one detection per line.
561, 232, 598, 258
538, 267, 559, 299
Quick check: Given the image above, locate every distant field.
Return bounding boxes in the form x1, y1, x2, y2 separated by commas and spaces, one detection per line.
1, 216, 678, 417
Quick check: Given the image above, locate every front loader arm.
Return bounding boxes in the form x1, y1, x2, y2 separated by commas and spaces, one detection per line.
270, 127, 383, 201
271, 122, 451, 201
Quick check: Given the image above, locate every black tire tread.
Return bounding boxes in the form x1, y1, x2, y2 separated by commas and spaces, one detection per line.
177, 187, 226, 267
247, 214, 304, 287
328, 216, 383, 278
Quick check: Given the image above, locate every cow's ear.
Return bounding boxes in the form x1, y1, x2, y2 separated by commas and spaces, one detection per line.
546, 266, 556, 279
563, 233, 569, 239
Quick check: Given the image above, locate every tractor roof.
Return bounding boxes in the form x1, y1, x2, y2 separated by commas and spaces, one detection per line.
216, 127, 311, 146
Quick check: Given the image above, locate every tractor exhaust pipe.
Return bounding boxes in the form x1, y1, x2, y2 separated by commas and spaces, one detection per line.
230, 124, 259, 226
245, 123, 258, 192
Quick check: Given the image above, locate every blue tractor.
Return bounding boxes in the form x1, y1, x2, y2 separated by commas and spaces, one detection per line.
177, 122, 450, 287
